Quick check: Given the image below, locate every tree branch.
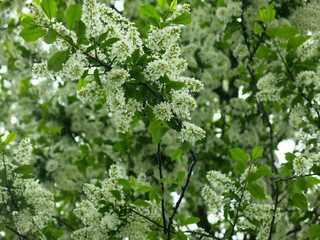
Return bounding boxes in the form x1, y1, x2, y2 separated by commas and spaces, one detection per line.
52, 215, 75, 231
6, 225, 30, 240
157, 142, 167, 234
268, 181, 279, 239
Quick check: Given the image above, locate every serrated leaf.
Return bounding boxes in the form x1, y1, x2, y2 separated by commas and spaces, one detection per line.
41, 0, 57, 19
5, 132, 17, 146
157, 0, 166, 11
132, 199, 150, 207
252, 146, 263, 160
136, 185, 153, 192
66, 4, 82, 30
182, 217, 200, 225
48, 51, 69, 72
170, 0, 177, 10
110, 190, 122, 201
292, 193, 308, 211
43, 28, 57, 44
248, 182, 266, 199
148, 121, 168, 145
254, 23, 264, 34
172, 12, 191, 25
20, 17, 45, 42
131, 175, 137, 188
309, 225, 320, 238
257, 166, 275, 178
234, 161, 245, 175
178, 171, 185, 183
287, 36, 310, 51
172, 148, 182, 161
266, 26, 299, 39
139, 4, 161, 21
77, 79, 87, 90
160, 178, 170, 183
118, 178, 132, 190
266, 4, 275, 23
14, 165, 34, 175
230, 148, 248, 163
306, 177, 320, 186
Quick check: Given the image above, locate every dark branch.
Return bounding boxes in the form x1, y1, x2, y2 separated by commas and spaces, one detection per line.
6, 226, 30, 240
52, 215, 75, 231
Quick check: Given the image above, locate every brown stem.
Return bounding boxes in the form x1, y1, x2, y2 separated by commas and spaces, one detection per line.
52, 215, 75, 231
6, 225, 30, 240
157, 142, 167, 234
268, 182, 279, 239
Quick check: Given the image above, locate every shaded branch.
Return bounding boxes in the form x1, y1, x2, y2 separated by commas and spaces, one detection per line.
52, 215, 75, 231
268, 181, 280, 239
157, 142, 167, 234
6, 225, 30, 240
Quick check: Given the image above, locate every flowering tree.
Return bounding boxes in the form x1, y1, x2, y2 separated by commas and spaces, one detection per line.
1, 0, 320, 239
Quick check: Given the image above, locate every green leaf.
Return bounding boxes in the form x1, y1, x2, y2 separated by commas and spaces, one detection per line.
148, 121, 169, 145
139, 4, 161, 21
75, 20, 86, 40
248, 182, 266, 199
255, 45, 277, 60
256, 166, 275, 178
266, 27, 299, 39
100, 38, 120, 49
94, 69, 101, 85
178, 171, 185, 183
48, 51, 69, 72
147, 231, 158, 239
5, 132, 17, 145
157, 0, 167, 11
292, 193, 308, 211
254, 23, 264, 34
14, 165, 34, 175
77, 79, 87, 90
110, 190, 122, 201
266, 4, 276, 23
160, 178, 170, 183
306, 176, 320, 186
132, 199, 150, 207
136, 185, 153, 192
230, 148, 248, 163
131, 175, 137, 188
20, 17, 45, 42
182, 217, 200, 225
285, 152, 296, 163
309, 225, 320, 238
172, 148, 182, 161
287, 36, 310, 51
66, 4, 82, 30
118, 178, 132, 190
234, 162, 245, 175
247, 172, 261, 182
43, 28, 57, 44
252, 146, 263, 160
172, 12, 192, 25
41, 0, 57, 19
170, 0, 177, 10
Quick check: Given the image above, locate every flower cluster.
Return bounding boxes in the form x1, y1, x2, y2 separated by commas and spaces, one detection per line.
216, 1, 242, 23
240, 203, 280, 240
178, 121, 206, 143
293, 155, 313, 175
0, 138, 54, 237
72, 164, 161, 240
60, 50, 88, 79
256, 73, 282, 102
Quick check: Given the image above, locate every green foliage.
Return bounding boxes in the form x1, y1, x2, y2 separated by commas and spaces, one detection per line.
41, 0, 57, 19
248, 182, 266, 199
66, 4, 82, 30
20, 17, 45, 42
230, 148, 248, 163
4, 132, 17, 146
47, 51, 69, 72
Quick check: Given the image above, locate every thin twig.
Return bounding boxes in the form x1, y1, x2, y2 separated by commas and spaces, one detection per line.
52, 215, 75, 231
157, 142, 167, 234
167, 148, 198, 239
6, 225, 30, 240
275, 173, 320, 182
268, 181, 279, 239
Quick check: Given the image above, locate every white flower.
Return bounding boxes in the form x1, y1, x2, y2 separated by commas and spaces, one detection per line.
293, 155, 312, 175
14, 138, 32, 165
153, 102, 173, 121
178, 121, 205, 143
